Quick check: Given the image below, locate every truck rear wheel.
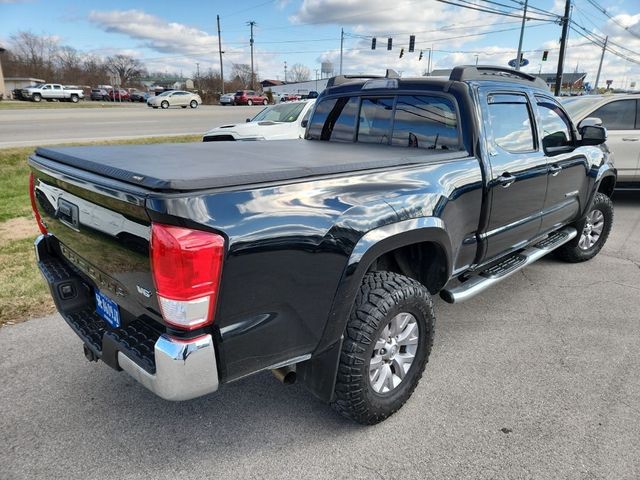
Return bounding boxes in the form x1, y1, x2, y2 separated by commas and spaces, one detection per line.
70, 94, 79, 103
332, 271, 435, 424
556, 192, 613, 263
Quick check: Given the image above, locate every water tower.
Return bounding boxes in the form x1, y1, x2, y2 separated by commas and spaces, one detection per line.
321, 61, 333, 78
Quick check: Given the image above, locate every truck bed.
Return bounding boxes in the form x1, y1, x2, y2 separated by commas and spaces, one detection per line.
33, 140, 466, 192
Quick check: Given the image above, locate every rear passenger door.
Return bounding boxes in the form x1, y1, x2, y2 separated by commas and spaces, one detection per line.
480, 90, 547, 262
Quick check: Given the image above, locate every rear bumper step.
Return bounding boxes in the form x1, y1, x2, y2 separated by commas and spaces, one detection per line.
35, 235, 220, 401
440, 227, 577, 304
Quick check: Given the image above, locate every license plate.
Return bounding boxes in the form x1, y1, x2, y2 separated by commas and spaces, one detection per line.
95, 289, 120, 328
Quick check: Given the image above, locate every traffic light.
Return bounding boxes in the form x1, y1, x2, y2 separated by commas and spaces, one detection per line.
542, 50, 549, 61
399, 48, 404, 58
409, 35, 415, 52
419, 50, 423, 61
371, 37, 376, 50
387, 38, 392, 50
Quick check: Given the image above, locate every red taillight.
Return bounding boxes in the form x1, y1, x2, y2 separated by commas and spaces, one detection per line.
29, 173, 48, 235
150, 223, 224, 330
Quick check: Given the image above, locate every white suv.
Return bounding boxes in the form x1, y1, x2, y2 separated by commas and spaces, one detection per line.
203, 100, 315, 142
562, 94, 639, 187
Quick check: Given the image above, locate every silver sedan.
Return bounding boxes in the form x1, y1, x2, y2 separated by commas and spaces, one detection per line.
147, 90, 202, 109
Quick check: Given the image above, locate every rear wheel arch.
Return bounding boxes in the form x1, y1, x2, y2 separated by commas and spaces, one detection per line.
299, 219, 452, 403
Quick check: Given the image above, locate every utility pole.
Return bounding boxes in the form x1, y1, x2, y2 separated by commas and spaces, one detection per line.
426, 47, 432, 76
284, 61, 287, 83
554, 0, 571, 96
315, 69, 319, 91
339, 28, 344, 75
474, 54, 479, 66
247, 20, 256, 90
196, 62, 200, 91
217, 15, 224, 94
515, 0, 528, 71
593, 35, 607, 94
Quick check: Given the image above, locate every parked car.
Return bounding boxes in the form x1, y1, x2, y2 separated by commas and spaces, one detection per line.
21, 83, 84, 103
203, 99, 315, 142
29, 66, 615, 424
108, 89, 130, 101
219, 93, 235, 105
561, 94, 639, 187
233, 90, 268, 106
280, 92, 301, 102
90, 88, 110, 101
130, 91, 150, 103
147, 90, 202, 109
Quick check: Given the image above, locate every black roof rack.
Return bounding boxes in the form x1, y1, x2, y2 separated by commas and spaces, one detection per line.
449, 65, 548, 89
326, 69, 400, 88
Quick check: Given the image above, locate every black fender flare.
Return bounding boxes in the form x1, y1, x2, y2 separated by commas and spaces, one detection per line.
298, 217, 452, 402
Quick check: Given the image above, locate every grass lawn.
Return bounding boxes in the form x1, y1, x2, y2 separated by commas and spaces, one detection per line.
0, 134, 201, 326
0, 99, 136, 110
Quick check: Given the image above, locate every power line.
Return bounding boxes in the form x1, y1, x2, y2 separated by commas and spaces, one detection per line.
583, 0, 640, 40
434, 0, 554, 21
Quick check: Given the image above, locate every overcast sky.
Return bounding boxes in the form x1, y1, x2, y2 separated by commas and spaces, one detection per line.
1, 0, 639, 89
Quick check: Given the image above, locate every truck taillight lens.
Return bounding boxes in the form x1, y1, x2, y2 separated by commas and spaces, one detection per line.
29, 173, 48, 235
150, 223, 225, 330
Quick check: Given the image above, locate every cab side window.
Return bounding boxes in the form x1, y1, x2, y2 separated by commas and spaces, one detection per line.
536, 97, 574, 155
487, 93, 535, 153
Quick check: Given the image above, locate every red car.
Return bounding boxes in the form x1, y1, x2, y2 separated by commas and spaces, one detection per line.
109, 88, 131, 101
281, 93, 301, 102
233, 90, 268, 106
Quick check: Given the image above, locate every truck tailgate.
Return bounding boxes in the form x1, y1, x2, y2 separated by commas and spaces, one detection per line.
29, 154, 164, 344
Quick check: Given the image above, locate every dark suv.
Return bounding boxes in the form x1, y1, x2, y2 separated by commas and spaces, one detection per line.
90, 88, 110, 101
234, 90, 268, 106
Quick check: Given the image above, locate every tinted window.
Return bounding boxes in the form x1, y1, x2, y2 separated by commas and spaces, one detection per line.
488, 95, 535, 152
307, 97, 359, 142
307, 98, 337, 139
392, 95, 459, 150
358, 97, 393, 144
536, 98, 573, 152
592, 100, 637, 130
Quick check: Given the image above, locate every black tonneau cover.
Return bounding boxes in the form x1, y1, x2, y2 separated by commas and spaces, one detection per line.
33, 140, 466, 192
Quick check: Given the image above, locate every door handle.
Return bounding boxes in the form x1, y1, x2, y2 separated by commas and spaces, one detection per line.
549, 164, 562, 176
622, 138, 639, 142
497, 173, 516, 188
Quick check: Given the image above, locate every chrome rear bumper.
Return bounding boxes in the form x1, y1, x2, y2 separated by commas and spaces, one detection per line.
118, 334, 219, 401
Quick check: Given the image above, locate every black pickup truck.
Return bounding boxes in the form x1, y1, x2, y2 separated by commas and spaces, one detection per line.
29, 66, 616, 424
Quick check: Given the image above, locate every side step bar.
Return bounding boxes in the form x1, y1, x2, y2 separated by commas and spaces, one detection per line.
440, 227, 577, 304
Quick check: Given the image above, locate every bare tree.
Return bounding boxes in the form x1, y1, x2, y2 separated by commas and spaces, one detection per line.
105, 54, 143, 85
288, 63, 310, 82
230, 63, 254, 88
9, 31, 58, 79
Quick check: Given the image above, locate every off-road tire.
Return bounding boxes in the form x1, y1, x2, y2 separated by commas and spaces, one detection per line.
331, 271, 435, 425
556, 192, 613, 263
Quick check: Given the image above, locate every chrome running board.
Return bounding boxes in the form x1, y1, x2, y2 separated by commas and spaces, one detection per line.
440, 227, 577, 304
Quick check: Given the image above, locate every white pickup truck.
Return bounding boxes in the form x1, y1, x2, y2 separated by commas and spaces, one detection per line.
21, 83, 85, 103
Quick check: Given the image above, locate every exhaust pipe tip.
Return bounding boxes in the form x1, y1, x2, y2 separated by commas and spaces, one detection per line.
83, 344, 98, 362
272, 366, 296, 385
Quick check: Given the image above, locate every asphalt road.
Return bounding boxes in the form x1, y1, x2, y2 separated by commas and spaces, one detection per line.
0, 103, 264, 148
1, 192, 639, 480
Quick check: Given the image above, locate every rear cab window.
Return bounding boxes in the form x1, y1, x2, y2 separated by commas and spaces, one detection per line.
308, 93, 461, 151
